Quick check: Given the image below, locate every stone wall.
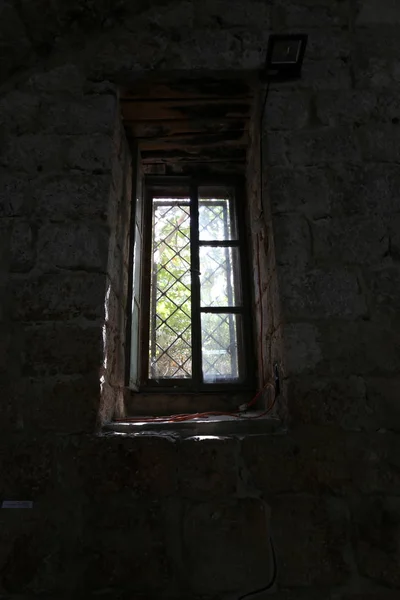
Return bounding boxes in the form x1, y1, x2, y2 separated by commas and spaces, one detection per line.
1, 0, 400, 599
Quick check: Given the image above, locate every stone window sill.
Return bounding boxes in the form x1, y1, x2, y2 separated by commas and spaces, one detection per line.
103, 413, 285, 439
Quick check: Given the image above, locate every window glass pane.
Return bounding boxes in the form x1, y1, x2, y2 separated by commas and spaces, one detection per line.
135, 172, 143, 232
130, 301, 140, 385
201, 313, 241, 382
149, 199, 192, 379
200, 246, 242, 307
132, 224, 141, 299
199, 186, 237, 241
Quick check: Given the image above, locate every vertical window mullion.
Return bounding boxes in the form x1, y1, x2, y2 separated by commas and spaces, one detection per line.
190, 182, 202, 388
140, 187, 154, 384
149, 200, 158, 379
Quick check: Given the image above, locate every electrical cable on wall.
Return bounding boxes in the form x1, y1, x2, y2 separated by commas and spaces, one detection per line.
238, 536, 277, 599
233, 78, 280, 600
255, 78, 271, 395
257, 78, 271, 225
237, 34, 309, 599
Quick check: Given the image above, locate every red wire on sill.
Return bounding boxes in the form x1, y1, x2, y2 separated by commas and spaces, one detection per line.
114, 381, 276, 424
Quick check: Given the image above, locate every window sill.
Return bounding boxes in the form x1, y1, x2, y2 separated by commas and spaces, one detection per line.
103, 412, 285, 439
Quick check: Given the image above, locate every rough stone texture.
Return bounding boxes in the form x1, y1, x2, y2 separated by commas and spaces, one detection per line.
183, 498, 271, 594
1, 0, 400, 598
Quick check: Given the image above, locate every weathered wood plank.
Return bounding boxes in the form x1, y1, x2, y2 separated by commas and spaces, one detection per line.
137, 130, 248, 151
143, 161, 246, 176
141, 147, 247, 162
120, 78, 253, 100
124, 119, 249, 138
120, 98, 251, 121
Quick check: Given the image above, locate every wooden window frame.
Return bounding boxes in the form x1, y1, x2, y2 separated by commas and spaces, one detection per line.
126, 174, 256, 410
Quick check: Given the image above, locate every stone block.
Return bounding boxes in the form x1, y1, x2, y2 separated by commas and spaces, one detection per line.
287, 126, 360, 166
353, 25, 400, 88
179, 436, 239, 498
183, 498, 271, 594
0, 381, 21, 432
0, 493, 87, 595
0, 134, 67, 174
264, 131, 288, 166
39, 94, 117, 135
270, 325, 286, 377
262, 270, 282, 333
355, 0, 400, 24
77, 434, 178, 499
0, 2, 33, 84
315, 90, 378, 126
19, 374, 101, 433
351, 496, 400, 587
0, 90, 41, 136
243, 428, 400, 497
369, 266, 400, 316
9, 220, 35, 273
283, 322, 322, 375
241, 428, 349, 496
305, 28, 351, 61
278, 267, 368, 319
271, 495, 350, 586
315, 88, 398, 127
12, 272, 107, 321
0, 512, 59, 594
107, 232, 125, 291
264, 91, 310, 130
252, 223, 276, 291
268, 166, 331, 218
272, 59, 352, 91
303, 59, 352, 90
0, 437, 55, 499
33, 173, 112, 222
358, 432, 400, 495
389, 215, 400, 259
312, 216, 388, 265
287, 374, 385, 431
23, 321, 103, 377
341, 594, 400, 600
273, 214, 311, 268
357, 124, 400, 162
99, 380, 121, 425
376, 90, 400, 123
0, 173, 31, 217
37, 223, 109, 272
194, 0, 271, 31
268, 591, 333, 600
0, 220, 12, 274
365, 376, 400, 432
78, 499, 172, 593
318, 320, 400, 377
67, 134, 114, 172
24, 64, 87, 95
328, 164, 400, 216
271, 0, 349, 28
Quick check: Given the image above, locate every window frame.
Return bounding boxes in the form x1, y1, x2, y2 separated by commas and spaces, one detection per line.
128, 174, 256, 396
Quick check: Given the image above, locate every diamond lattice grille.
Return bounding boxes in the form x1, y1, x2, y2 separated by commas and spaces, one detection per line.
201, 312, 239, 381
199, 203, 225, 240
149, 202, 192, 379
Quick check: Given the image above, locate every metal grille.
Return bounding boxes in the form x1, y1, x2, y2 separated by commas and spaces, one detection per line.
199, 203, 225, 240
201, 313, 239, 381
141, 182, 251, 391
149, 201, 192, 379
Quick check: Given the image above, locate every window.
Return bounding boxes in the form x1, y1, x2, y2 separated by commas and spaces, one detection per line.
129, 177, 254, 395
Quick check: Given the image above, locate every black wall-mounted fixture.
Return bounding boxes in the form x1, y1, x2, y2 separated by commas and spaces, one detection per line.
262, 33, 308, 81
